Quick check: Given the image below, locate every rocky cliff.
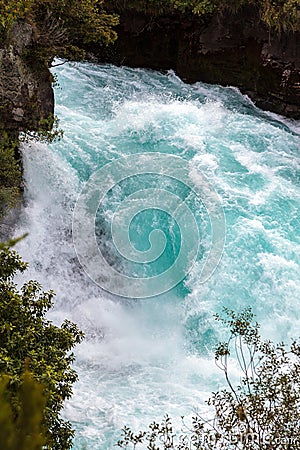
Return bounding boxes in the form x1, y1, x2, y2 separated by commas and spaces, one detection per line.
0, 20, 54, 234
98, 5, 300, 119
1, 8, 299, 136
0, 20, 54, 138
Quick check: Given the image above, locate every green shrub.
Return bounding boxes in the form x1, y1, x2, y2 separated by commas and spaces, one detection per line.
0, 238, 84, 449
172, 0, 300, 31
20, 115, 64, 144
109, 0, 300, 32
0, 120, 63, 219
0, 0, 32, 30
0, 371, 46, 450
260, 0, 300, 33
0, 0, 119, 62
0, 137, 21, 218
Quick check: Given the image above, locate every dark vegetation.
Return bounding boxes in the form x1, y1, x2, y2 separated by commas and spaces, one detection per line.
176, 0, 300, 33
108, 0, 300, 33
0, 238, 84, 449
0, 0, 119, 61
1, 1, 299, 52
0, 136, 21, 218
0, 371, 47, 450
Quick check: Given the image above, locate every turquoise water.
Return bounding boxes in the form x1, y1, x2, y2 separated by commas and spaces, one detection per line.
15, 62, 300, 449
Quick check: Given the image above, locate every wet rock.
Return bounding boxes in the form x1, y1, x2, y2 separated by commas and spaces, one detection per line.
98, 5, 300, 118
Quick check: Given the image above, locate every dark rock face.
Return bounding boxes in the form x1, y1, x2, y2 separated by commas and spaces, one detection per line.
0, 20, 54, 225
0, 20, 54, 136
100, 6, 300, 118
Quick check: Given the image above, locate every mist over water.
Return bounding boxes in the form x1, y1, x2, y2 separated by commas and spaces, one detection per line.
14, 62, 300, 449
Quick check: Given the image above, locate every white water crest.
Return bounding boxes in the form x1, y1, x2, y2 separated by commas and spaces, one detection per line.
14, 62, 300, 449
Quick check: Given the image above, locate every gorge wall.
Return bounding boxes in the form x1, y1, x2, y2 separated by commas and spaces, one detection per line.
0, 20, 54, 236
1, 6, 299, 137
0, 20, 54, 138
98, 5, 300, 119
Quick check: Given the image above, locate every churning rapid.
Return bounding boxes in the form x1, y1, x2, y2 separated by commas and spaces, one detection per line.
15, 62, 300, 449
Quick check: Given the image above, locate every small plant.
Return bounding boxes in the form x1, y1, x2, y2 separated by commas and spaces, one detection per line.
20, 114, 64, 144
0, 0, 119, 62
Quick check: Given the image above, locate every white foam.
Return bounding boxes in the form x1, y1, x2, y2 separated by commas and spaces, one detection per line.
13, 61, 300, 449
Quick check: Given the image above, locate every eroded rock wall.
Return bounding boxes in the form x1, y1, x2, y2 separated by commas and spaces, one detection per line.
0, 20, 54, 137
99, 6, 300, 118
